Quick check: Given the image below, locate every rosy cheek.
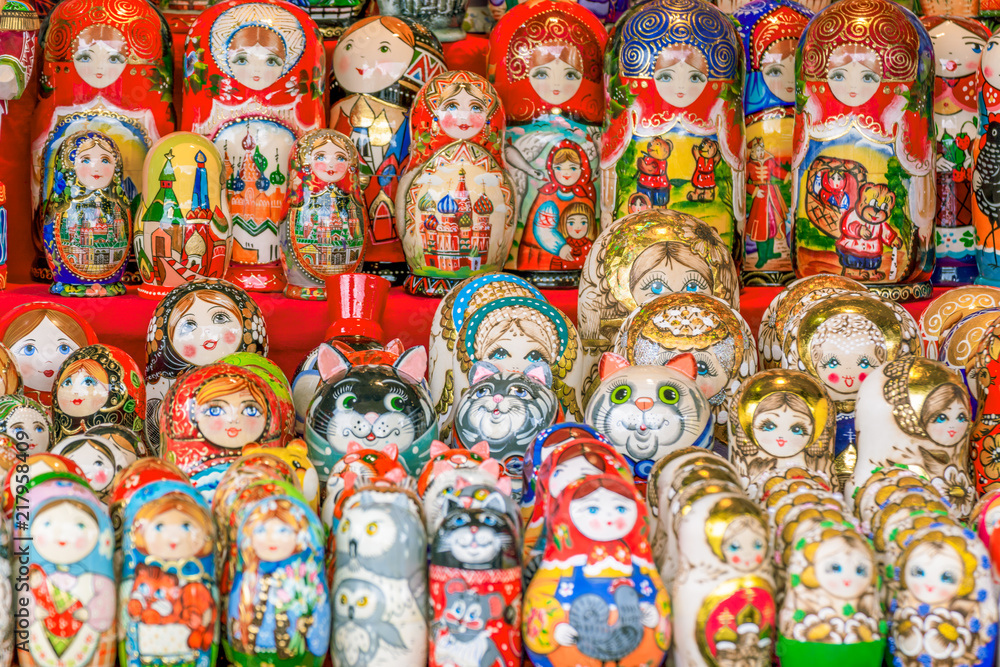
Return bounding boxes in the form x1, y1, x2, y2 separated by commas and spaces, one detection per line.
223, 331, 238, 345
335, 56, 352, 76
440, 114, 456, 130
732, 556, 741, 564
858, 372, 867, 383
613, 518, 626, 530
74, 536, 88, 549
827, 373, 840, 384
589, 519, 602, 531
182, 345, 197, 359
206, 417, 225, 432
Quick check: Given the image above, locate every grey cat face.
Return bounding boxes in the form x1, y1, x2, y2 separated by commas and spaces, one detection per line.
432, 508, 516, 570
442, 587, 503, 639
586, 366, 708, 461
454, 372, 557, 454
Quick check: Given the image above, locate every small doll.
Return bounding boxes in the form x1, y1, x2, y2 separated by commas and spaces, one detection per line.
51, 434, 119, 501
419, 441, 511, 534
42, 130, 132, 297
120, 480, 218, 667
244, 439, 319, 511
520, 422, 608, 524
219, 351, 295, 441
0, 394, 52, 455
280, 129, 368, 299
51, 343, 145, 443
321, 442, 409, 529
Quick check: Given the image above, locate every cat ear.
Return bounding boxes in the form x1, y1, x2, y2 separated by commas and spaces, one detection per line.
317, 344, 352, 383
599, 352, 630, 380
394, 346, 427, 383
666, 352, 698, 380
469, 361, 499, 385
496, 476, 512, 496
523, 363, 552, 388
346, 441, 363, 455
384, 467, 408, 484
384, 338, 405, 356
432, 460, 453, 477
430, 440, 450, 458
445, 579, 467, 595
480, 458, 502, 480
471, 441, 490, 459
482, 493, 506, 512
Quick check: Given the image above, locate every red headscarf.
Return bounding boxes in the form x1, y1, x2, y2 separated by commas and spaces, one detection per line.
537, 140, 597, 201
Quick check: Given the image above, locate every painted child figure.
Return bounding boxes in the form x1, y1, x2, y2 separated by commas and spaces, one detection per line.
17, 479, 116, 667
42, 130, 131, 297
228, 495, 331, 667
602, 0, 746, 256
120, 481, 218, 667
280, 129, 368, 299
972, 28, 1000, 287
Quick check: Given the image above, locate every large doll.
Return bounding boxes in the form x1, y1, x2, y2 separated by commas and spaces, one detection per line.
182, 0, 326, 293
489, 0, 608, 288
329, 16, 446, 283
601, 0, 746, 258
792, 0, 935, 301
31, 0, 174, 283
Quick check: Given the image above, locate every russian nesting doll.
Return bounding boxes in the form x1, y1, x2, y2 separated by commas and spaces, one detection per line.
521, 422, 608, 524
922, 17, 990, 286
972, 28, 1000, 287
50, 343, 144, 443
51, 434, 122, 502
16, 478, 116, 667
320, 443, 409, 526
182, 0, 326, 293
733, 0, 813, 285
418, 441, 509, 528
160, 363, 284, 502
0, 343, 21, 395
144, 279, 269, 452
792, 0, 935, 302
1, 452, 89, 517
228, 495, 331, 667
0, 394, 51, 455
280, 129, 367, 299
120, 480, 218, 667
220, 352, 295, 441
42, 130, 132, 297
329, 17, 446, 283
577, 209, 739, 398
489, 0, 608, 288
602, 0, 746, 257
134, 133, 233, 299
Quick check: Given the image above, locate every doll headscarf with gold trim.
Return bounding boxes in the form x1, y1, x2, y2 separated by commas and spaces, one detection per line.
51, 344, 144, 442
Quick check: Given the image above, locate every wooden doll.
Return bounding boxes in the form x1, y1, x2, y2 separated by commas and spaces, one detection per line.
50, 343, 145, 443
160, 363, 284, 502
321, 442, 409, 528
182, 0, 326, 293
733, 0, 813, 285
120, 480, 218, 667
0, 394, 52, 455
1, 452, 89, 517
792, 0, 935, 301
0, 301, 98, 408
134, 133, 234, 298
419, 441, 511, 534
144, 279, 269, 452
489, 0, 608, 288
228, 495, 330, 667
601, 0, 745, 251
16, 478, 116, 667
329, 16, 446, 282
0, 343, 21, 395
219, 351, 295, 441
523, 474, 670, 667
51, 434, 121, 502
521, 422, 608, 525
244, 440, 319, 511
42, 130, 132, 297
280, 129, 368, 299
972, 27, 1000, 287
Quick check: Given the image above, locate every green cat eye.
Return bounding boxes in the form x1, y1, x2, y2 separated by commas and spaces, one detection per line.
338, 393, 357, 410
659, 386, 679, 404
389, 396, 404, 411
611, 386, 631, 404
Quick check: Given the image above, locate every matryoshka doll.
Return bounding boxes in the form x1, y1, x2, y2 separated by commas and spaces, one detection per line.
161, 363, 284, 502
972, 28, 1000, 287
31, 0, 174, 282
219, 352, 295, 440
792, 0, 935, 301
523, 474, 671, 667
489, 0, 607, 288
577, 209, 739, 398
228, 495, 330, 666
280, 129, 367, 299
0, 394, 51, 455
182, 0, 326, 293
729, 369, 836, 491
733, 0, 813, 285
42, 130, 132, 297
0, 343, 21, 395
51, 434, 122, 502
144, 279, 268, 452
51, 343, 145, 443
601, 0, 746, 254
395, 70, 516, 296
521, 422, 607, 524
923, 17, 990, 286
0, 301, 98, 408
329, 17, 446, 283
134, 132, 234, 299
120, 480, 218, 667
244, 440, 320, 511
16, 478, 116, 667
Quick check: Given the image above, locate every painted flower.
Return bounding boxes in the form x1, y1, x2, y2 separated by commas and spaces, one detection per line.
979, 435, 1000, 482
792, 607, 845, 644
680, 218, 728, 267
894, 607, 976, 665
184, 50, 199, 79
930, 466, 974, 517
558, 581, 574, 598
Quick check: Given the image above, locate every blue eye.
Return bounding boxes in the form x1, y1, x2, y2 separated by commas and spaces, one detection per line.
973, 44, 983, 53
207, 405, 224, 417
616, 505, 627, 514
525, 351, 544, 363
588, 507, 599, 515
935, 413, 948, 424
727, 543, 740, 552
912, 566, 925, 577
488, 348, 510, 361
19, 344, 36, 356
512, 387, 528, 398
856, 565, 867, 576
824, 358, 840, 369
831, 563, 842, 573
760, 420, 776, 432
475, 387, 490, 398
858, 358, 871, 369
989, 42, 995, 51
683, 281, 700, 292
959, 413, 968, 423
482, 515, 497, 526
60, 378, 72, 387
649, 281, 665, 295
82, 376, 97, 387
791, 425, 805, 435
454, 515, 468, 526
941, 571, 957, 584
697, 361, 709, 376
182, 523, 191, 532
243, 405, 261, 418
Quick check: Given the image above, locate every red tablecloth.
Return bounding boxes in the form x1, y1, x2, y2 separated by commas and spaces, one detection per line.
0, 283, 947, 380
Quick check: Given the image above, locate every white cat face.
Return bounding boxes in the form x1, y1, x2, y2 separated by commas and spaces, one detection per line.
568, 487, 638, 542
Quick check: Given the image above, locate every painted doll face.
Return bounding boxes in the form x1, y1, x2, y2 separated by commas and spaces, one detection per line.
333, 21, 414, 94
57, 369, 110, 417
762, 50, 796, 103
721, 520, 767, 572
74, 144, 116, 191
565, 214, 590, 240
529, 56, 583, 106
228, 31, 284, 91
813, 538, 873, 600
629, 247, 713, 304
568, 487, 638, 541
984, 34, 1000, 90
752, 404, 813, 458
251, 517, 298, 561
171, 295, 242, 365
549, 456, 601, 498
691, 350, 729, 402
309, 141, 350, 184
653, 51, 708, 109
906, 542, 964, 606
195, 388, 266, 449
11, 315, 81, 393
34, 502, 100, 564
813, 333, 881, 401
73, 29, 127, 90
827, 54, 881, 107
553, 157, 583, 186
142, 508, 208, 560
480, 321, 553, 373
931, 21, 985, 79
4, 406, 49, 455
438, 89, 487, 140
69, 444, 115, 492
925, 398, 970, 447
